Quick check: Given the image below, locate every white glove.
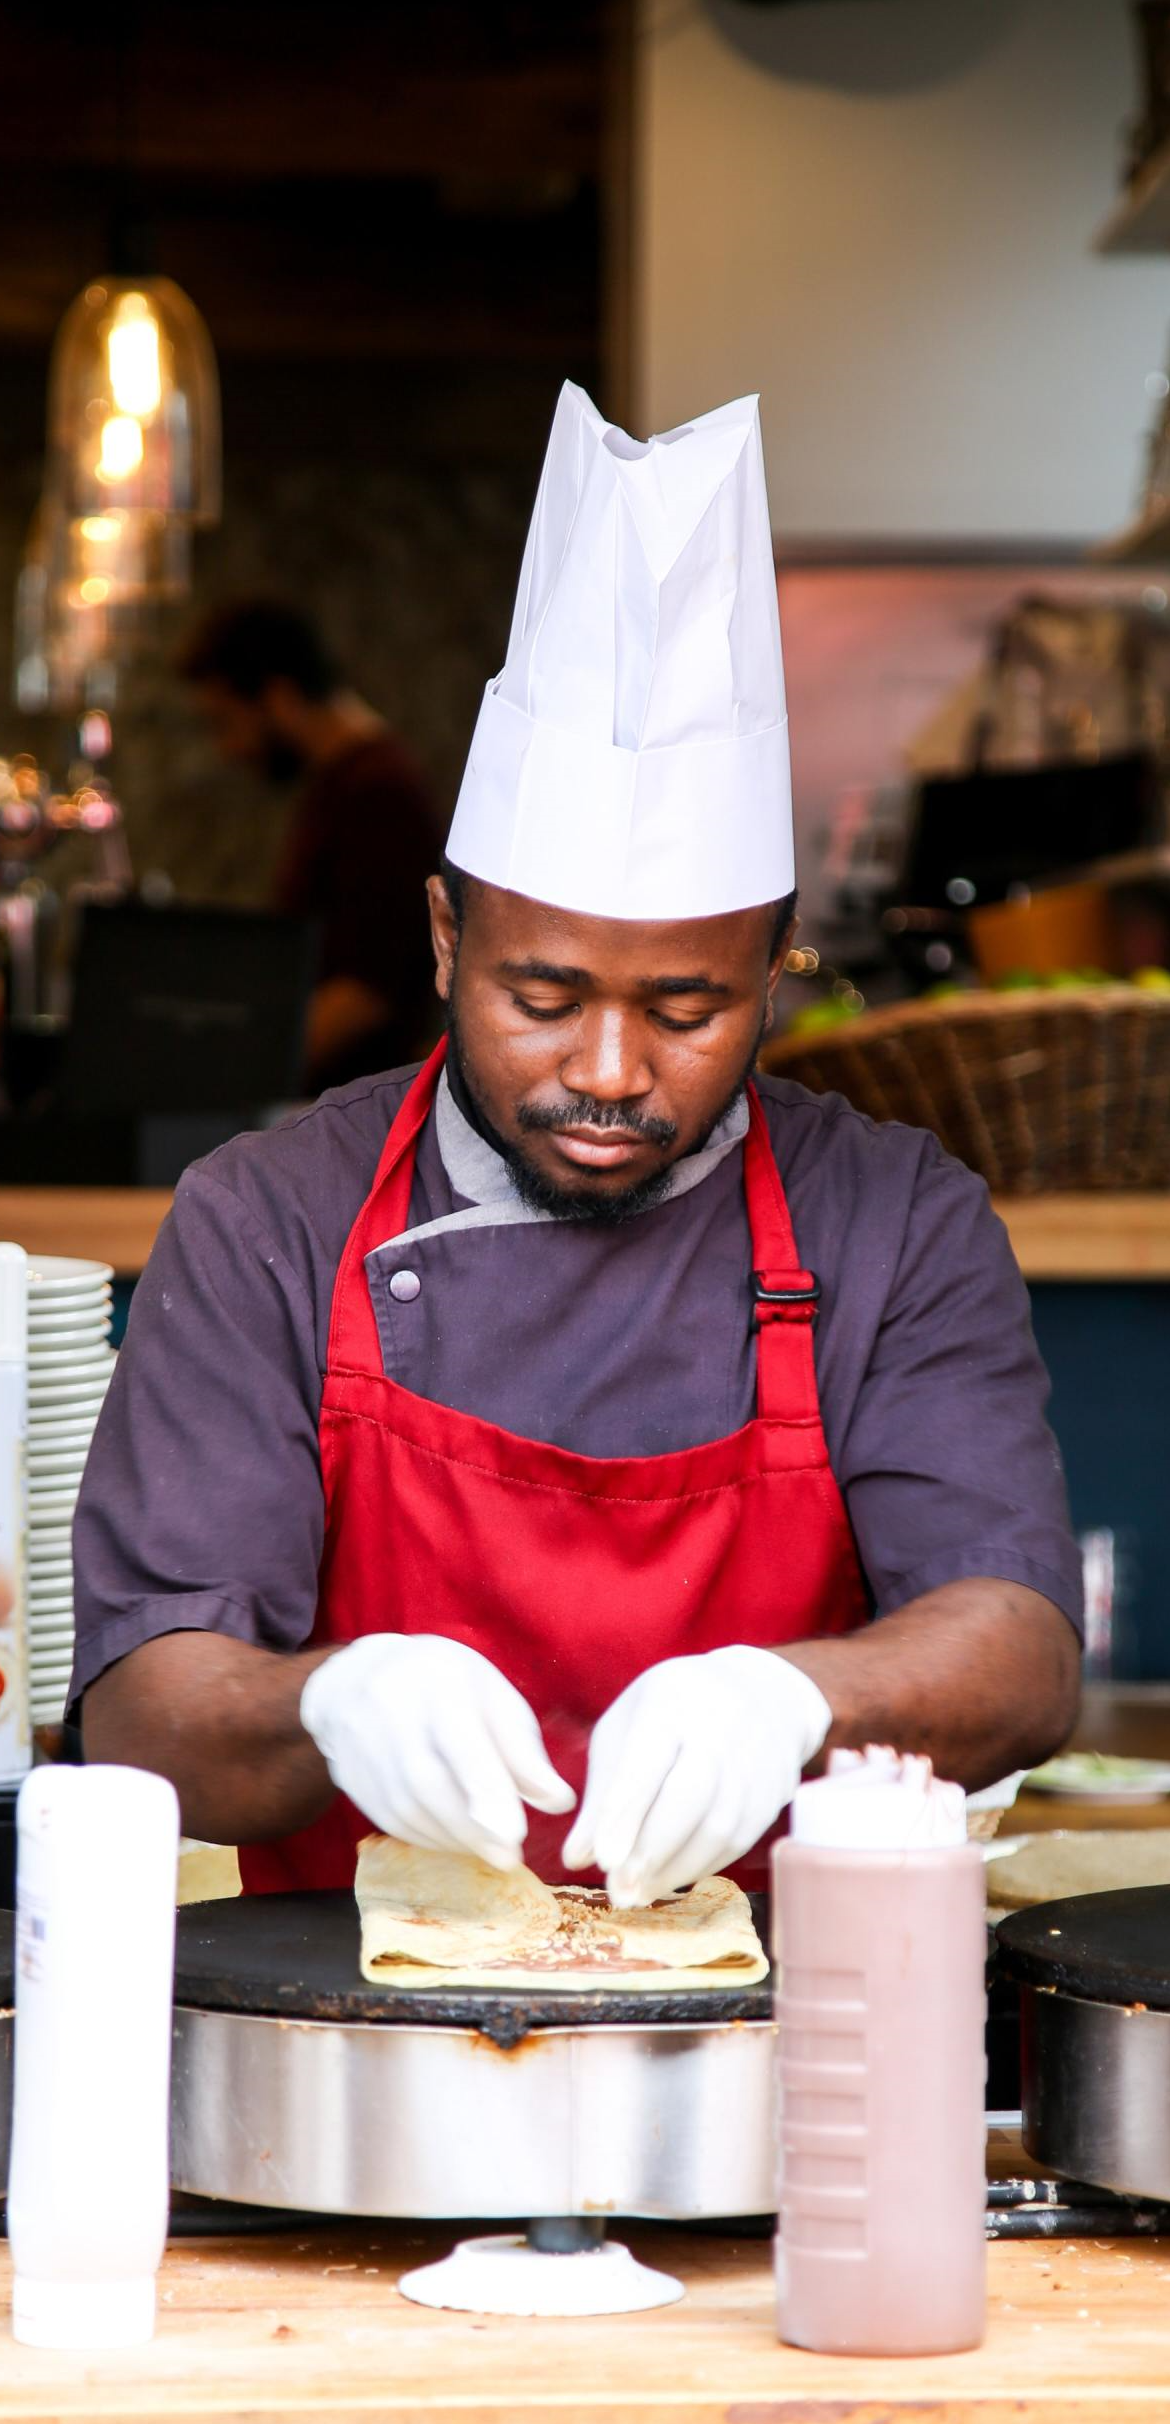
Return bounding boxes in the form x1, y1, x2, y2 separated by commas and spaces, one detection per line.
562, 1647, 832, 1907
300, 1634, 576, 1871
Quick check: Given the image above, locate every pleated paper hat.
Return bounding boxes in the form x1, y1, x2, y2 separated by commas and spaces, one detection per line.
446, 381, 793, 921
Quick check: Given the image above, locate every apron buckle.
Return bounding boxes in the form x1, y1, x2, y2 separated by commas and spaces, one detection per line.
752, 1271, 821, 1329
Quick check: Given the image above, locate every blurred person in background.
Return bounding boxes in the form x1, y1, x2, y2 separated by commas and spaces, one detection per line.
179, 600, 440, 1092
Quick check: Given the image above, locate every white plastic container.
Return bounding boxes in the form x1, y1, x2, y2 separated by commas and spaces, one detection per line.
772, 1747, 986, 2357
0, 1245, 30, 1785
8, 1765, 179, 2348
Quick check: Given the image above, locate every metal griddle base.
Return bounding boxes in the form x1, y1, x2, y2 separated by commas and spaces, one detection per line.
170, 1891, 776, 2221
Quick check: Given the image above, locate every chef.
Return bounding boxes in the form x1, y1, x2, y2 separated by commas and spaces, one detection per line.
74, 385, 1082, 1906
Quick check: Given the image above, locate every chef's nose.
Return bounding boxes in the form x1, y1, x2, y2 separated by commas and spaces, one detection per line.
560, 1006, 653, 1105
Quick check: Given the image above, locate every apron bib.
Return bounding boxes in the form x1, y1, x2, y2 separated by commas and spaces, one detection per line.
240, 1042, 868, 1893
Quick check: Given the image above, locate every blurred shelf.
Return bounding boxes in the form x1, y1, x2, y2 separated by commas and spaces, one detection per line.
0, 1187, 172, 1276
995, 1193, 1170, 1280
1068, 844, 1170, 889
1095, 137, 1170, 253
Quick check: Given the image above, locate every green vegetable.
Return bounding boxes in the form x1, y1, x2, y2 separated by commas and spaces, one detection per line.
1133, 966, 1170, 994
1026, 1751, 1170, 1790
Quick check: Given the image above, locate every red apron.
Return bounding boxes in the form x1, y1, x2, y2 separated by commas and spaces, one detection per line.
240, 1042, 868, 1895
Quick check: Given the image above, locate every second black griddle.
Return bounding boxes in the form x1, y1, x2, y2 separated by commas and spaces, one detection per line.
174, 1890, 773, 2049
997, 1883, 1170, 2010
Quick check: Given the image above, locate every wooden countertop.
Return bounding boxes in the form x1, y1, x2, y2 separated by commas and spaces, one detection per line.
990, 1192, 1170, 1280
0, 1188, 173, 1278
0, 1184, 1168, 1282
0, 2225, 1165, 2420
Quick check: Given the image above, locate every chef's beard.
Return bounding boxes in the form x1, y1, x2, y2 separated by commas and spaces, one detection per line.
445, 1001, 766, 1226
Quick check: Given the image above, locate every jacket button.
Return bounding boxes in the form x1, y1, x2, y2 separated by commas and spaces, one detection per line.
389, 1269, 421, 1303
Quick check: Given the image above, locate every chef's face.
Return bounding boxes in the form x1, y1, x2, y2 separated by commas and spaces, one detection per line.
428, 875, 789, 1220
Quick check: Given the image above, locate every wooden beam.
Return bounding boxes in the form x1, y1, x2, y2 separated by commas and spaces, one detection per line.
600, 0, 637, 427
4, 9, 604, 184
0, 179, 600, 360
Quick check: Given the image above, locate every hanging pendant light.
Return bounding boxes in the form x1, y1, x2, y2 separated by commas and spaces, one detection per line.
48, 275, 220, 527
14, 501, 118, 716
67, 507, 191, 609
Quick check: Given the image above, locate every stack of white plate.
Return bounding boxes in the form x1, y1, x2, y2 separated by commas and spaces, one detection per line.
27, 1256, 115, 1727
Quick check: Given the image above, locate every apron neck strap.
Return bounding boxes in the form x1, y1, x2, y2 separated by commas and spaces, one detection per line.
743, 1084, 823, 1427
328, 1037, 448, 1372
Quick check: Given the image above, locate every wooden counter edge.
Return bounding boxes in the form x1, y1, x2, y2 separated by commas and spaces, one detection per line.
0, 1188, 174, 1277
0, 1184, 1167, 1285
992, 1192, 1170, 1280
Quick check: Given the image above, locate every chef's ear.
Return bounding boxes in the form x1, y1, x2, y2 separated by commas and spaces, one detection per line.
763, 905, 798, 1030
428, 873, 459, 1002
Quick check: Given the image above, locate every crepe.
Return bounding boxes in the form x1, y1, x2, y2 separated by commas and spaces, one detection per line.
355, 1835, 768, 1990
989, 1828, 1170, 1913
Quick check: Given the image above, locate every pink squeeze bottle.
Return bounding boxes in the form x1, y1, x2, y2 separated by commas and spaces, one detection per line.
772, 1747, 986, 2356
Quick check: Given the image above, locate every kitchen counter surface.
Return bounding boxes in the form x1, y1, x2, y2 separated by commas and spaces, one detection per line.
0, 1187, 173, 1277
0, 2224, 1167, 2420
0, 1183, 1168, 1282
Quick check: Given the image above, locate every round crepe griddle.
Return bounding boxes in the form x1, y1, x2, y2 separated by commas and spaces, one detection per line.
174, 1890, 773, 2048
997, 1883, 1170, 2011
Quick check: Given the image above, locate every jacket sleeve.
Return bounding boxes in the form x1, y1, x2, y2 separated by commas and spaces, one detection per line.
71, 1162, 326, 1704
837, 1137, 1085, 1633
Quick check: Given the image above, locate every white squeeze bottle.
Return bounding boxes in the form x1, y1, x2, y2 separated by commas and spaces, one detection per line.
8, 1766, 179, 2348
772, 1747, 986, 2356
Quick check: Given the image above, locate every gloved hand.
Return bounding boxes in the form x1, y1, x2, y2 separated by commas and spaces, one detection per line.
562, 1647, 832, 1907
300, 1634, 576, 1870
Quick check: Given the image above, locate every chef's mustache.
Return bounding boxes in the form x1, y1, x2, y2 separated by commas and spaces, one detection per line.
518, 1098, 678, 1150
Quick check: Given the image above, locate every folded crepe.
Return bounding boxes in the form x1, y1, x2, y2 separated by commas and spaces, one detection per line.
355, 1835, 768, 1989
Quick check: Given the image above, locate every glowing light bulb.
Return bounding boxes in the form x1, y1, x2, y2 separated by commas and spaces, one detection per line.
78, 577, 110, 605
96, 414, 144, 484
79, 710, 113, 761
107, 292, 162, 417
79, 515, 121, 545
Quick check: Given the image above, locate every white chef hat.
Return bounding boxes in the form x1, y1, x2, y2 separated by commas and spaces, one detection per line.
445, 381, 793, 922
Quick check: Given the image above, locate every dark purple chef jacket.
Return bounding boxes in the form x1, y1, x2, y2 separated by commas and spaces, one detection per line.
70, 1065, 1084, 1705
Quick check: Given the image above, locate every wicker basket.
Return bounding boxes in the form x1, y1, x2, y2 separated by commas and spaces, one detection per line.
759, 987, 1170, 1194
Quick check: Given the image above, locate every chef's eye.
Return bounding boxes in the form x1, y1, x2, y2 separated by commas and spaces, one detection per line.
512, 994, 576, 1021
652, 1008, 716, 1032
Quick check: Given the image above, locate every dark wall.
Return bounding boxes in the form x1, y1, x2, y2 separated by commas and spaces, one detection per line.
0, 0, 606, 906
1030, 1283, 1170, 1681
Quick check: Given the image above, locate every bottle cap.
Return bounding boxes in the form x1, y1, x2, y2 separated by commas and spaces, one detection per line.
0, 1244, 27, 1365
12, 2273, 156, 2349
789, 1744, 967, 1850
